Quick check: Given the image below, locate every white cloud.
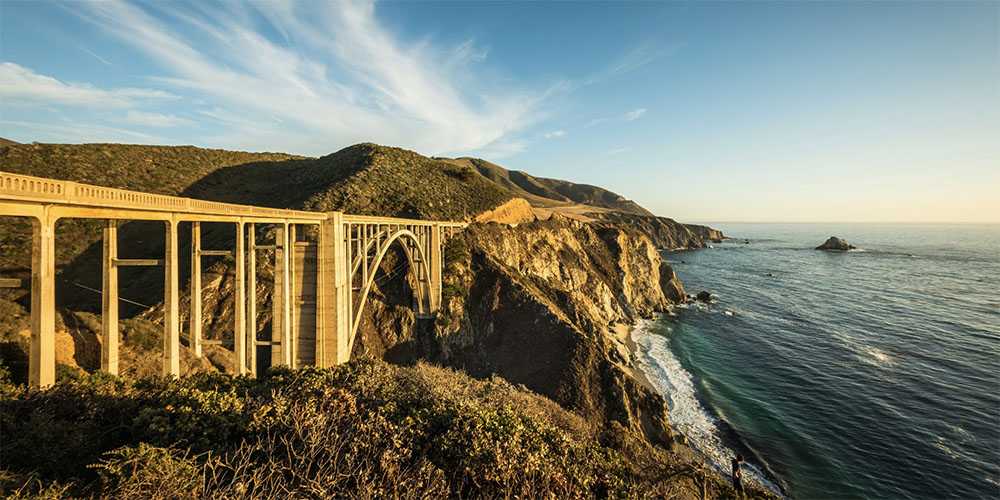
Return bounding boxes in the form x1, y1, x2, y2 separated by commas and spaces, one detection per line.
544, 130, 566, 139
0, 119, 160, 143
606, 147, 629, 155
123, 110, 192, 128
585, 108, 647, 128
71, 0, 548, 156
624, 108, 647, 121
0, 62, 174, 107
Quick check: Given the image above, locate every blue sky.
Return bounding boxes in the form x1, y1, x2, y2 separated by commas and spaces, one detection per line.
1, 1, 997, 222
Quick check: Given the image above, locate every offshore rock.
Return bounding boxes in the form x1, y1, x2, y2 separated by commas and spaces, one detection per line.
816, 236, 856, 251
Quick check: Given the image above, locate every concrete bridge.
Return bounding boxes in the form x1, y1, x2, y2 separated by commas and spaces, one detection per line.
0, 171, 464, 387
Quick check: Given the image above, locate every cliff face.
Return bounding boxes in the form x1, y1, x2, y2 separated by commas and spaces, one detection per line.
599, 212, 725, 249
415, 217, 685, 445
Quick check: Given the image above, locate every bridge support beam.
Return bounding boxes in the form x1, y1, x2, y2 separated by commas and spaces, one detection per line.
288, 224, 297, 368
318, 213, 350, 367
247, 223, 257, 376
189, 222, 202, 358
101, 220, 119, 375
163, 219, 180, 377
29, 211, 56, 388
234, 220, 246, 375
272, 224, 293, 366
430, 224, 442, 313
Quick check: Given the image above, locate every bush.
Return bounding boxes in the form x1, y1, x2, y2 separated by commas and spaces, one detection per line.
0, 360, 768, 498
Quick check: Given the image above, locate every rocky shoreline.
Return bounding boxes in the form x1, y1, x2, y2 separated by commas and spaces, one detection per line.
624, 313, 787, 498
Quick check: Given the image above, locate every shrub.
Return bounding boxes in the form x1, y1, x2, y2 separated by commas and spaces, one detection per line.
0, 360, 770, 498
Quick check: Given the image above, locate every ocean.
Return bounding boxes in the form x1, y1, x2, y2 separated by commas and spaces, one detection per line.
632, 223, 1000, 499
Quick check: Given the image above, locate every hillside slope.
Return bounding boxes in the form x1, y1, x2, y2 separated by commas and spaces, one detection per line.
439, 156, 652, 216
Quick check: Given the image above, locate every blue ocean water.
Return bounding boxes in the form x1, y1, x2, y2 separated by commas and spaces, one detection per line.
632, 223, 1000, 499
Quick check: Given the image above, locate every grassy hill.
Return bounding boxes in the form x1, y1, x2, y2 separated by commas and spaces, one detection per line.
439, 156, 653, 216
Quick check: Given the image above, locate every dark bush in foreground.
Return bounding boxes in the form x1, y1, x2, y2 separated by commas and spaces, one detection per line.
0, 359, 767, 499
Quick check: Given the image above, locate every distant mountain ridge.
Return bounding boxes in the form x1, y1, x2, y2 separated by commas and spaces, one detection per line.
437, 156, 653, 216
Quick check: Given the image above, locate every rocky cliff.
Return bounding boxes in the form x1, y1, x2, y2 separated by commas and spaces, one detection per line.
599, 212, 725, 249
352, 216, 687, 445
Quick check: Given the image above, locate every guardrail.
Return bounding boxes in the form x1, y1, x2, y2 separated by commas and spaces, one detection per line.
0, 170, 326, 221
343, 213, 467, 228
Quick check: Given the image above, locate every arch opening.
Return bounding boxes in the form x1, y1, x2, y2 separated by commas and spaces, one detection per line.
349, 228, 433, 355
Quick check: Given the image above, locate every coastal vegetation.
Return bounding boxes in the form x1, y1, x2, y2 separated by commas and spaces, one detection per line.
0, 360, 771, 499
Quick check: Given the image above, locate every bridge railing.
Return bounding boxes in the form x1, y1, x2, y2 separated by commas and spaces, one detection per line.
343, 213, 466, 228
0, 170, 325, 221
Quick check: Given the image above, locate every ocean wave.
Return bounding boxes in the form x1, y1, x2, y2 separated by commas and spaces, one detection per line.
631, 320, 784, 495
832, 331, 898, 368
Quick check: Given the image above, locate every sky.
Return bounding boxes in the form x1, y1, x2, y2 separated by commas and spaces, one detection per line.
1, 1, 997, 223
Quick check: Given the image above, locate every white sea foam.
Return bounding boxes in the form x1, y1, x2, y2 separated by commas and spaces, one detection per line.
832, 331, 897, 368
631, 319, 783, 495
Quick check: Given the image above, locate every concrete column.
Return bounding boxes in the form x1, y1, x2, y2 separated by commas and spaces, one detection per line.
189, 222, 202, 358
234, 220, 246, 375
163, 218, 180, 377
29, 212, 56, 388
101, 220, 119, 375
430, 224, 442, 313
271, 225, 289, 366
288, 224, 296, 368
247, 223, 257, 376
317, 212, 350, 367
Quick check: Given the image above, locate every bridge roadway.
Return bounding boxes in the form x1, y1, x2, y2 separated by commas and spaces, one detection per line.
0, 170, 464, 387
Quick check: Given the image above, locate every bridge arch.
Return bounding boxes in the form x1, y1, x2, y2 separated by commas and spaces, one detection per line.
348, 228, 433, 354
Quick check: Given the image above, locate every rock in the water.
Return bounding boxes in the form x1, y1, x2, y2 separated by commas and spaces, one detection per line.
696, 291, 712, 303
816, 236, 856, 251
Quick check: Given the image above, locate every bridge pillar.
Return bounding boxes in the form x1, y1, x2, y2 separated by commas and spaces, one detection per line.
101, 220, 119, 375
247, 223, 257, 376
317, 212, 350, 366
234, 220, 246, 375
29, 210, 56, 388
272, 224, 293, 366
189, 222, 202, 358
163, 218, 180, 377
288, 224, 297, 368
430, 224, 442, 313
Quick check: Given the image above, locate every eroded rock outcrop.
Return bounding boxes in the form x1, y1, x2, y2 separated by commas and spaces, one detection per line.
422, 216, 686, 445
816, 236, 856, 251
598, 212, 725, 249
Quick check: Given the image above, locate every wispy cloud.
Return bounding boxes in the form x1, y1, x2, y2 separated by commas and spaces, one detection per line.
624, 108, 647, 121
543, 130, 566, 139
586, 108, 648, 128
0, 62, 173, 107
0, 119, 160, 143
583, 41, 684, 86
606, 147, 629, 156
123, 110, 192, 128
68, 0, 548, 156
80, 48, 113, 66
